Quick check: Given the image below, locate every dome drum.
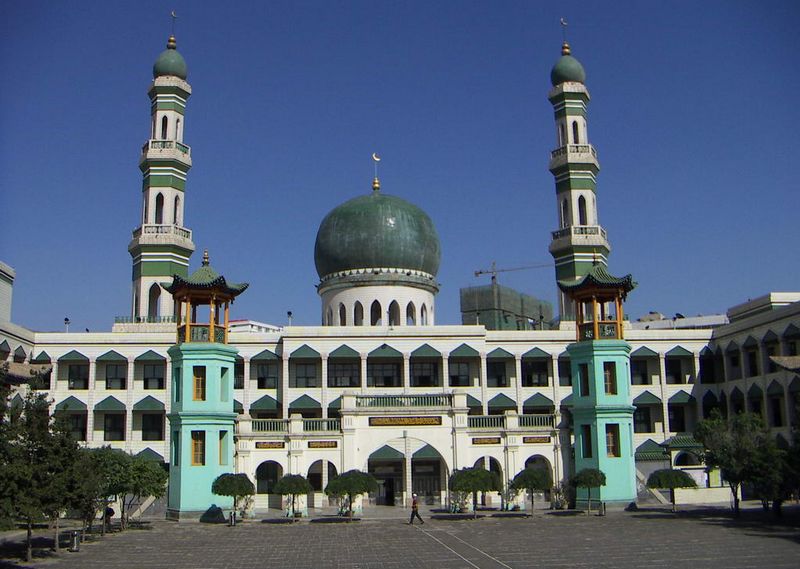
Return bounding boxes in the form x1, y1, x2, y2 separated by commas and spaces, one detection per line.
320, 284, 435, 327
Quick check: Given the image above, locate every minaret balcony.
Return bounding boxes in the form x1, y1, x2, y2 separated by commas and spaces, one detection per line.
132, 224, 193, 241
140, 139, 192, 166
549, 225, 609, 254
549, 143, 598, 170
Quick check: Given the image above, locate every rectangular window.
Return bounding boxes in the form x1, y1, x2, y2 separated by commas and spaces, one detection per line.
603, 362, 617, 395
193, 366, 206, 401
68, 364, 89, 390
256, 363, 278, 389
141, 413, 164, 441
105, 363, 127, 390
770, 397, 783, 427
522, 360, 548, 387
631, 359, 650, 385
579, 364, 590, 396
766, 345, 777, 373
665, 359, 682, 384
173, 431, 180, 465
220, 367, 229, 401
668, 405, 686, 432
68, 413, 87, 441
144, 363, 165, 390
234, 361, 245, 389
219, 431, 228, 465
558, 359, 572, 386
449, 362, 471, 387
487, 362, 508, 388
103, 413, 125, 441
174, 368, 181, 402
292, 363, 318, 388
191, 430, 205, 465
581, 424, 593, 458
606, 424, 621, 457
746, 350, 759, 377
411, 362, 439, 387
328, 362, 361, 388
789, 341, 798, 357
367, 363, 401, 387
633, 406, 652, 434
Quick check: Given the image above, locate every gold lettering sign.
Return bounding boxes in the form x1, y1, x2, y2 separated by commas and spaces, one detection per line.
308, 441, 338, 449
369, 416, 442, 427
472, 437, 501, 445
255, 441, 285, 449
523, 436, 551, 444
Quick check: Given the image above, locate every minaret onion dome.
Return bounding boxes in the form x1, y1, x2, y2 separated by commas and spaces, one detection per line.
550, 42, 586, 86
153, 34, 188, 80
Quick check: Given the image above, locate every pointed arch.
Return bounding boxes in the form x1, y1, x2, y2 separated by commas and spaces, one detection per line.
175, 117, 181, 140
148, 283, 161, 319
173, 195, 181, 225
406, 301, 416, 326
354, 301, 364, 326
572, 120, 580, 144
326, 307, 334, 326
155, 193, 164, 224
338, 303, 347, 326
421, 304, 428, 325
370, 300, 382, 326
388, 300, 400, 326
561, 199, 569, 228
578, 195, 587, 225
160, 115, 168, 139
559, 123, 566, 147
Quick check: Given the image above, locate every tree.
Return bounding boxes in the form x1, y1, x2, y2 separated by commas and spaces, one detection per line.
510, 466, 552, 514
211, 473, 255, 518
121, 455, 168, 527
449, 467, 501, 518
324, 469, 378, 519
694, 410, 766, 516
646, 469, 696, 512
87, 447, 132, 533
570, 468, 606, 515
273, 474, 313, 518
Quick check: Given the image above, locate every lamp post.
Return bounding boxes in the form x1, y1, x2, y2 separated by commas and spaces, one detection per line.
64, 317, 70, 333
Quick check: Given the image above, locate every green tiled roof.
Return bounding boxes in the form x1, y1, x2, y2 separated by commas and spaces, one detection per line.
291, 345, 320, 359
487, 347, 514, 360
11, 394, 24, 409
97, 350, 126, 362
162, 256, 248, 297
488, 393, 516, 410
635, 439, 668, 461
747, 384, 763, 398
742, 336, 758, 348
762, 330, 779, 343
666, 346, 693, 357
31, 351, 51, 364
234, 399, 244, 414
449, 344, 479, 358
631, 346, 658, 358
669, 390, 695, 404
54, 395, 87, 412
522, 347, 549, 359
134, 350, 166, 362
329, 345, 360, 359
369, 344, 402, 358
725, 341, 739, 354
328, 396, 341, 410
0, 340, 9, 353
289, 394, 320, 410
523, 393, 554, 408
136, 448, 164, 462
661, 435, 703, 450
561, 393, 573, 406
411, 344, 440, 358
252, 348, 280, 361
250, 394, 278, 411
413, 444, 442, 459
633, 391, 661, 405
557, 264, 636, 295
95, 396, 125, 412
466, 394, 481, 408
133, 396, 165, 412
767, 381, 785, 396
370, 444, 403, 460
58, 350, 88, 363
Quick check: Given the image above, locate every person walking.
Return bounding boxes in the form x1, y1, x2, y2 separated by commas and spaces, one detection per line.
409, 494, 424, 525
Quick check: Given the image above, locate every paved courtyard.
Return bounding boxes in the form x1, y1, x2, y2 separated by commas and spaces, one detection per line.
2, 506, 798, 569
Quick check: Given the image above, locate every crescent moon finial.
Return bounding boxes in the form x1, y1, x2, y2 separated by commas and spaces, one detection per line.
372, 153, 381, 192
372, 152, 381, 162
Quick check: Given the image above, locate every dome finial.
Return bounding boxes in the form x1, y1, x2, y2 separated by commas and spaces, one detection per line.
559, 17, 570, 55
202, 249, 210, 266
561, 42, 571, 56
168, 10, 178, 49
371, 152, 381, 192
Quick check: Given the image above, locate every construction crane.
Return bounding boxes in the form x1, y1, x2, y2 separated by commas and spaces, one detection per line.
474, 261, 553, 284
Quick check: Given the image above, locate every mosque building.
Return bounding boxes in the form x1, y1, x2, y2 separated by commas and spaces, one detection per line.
2, 33, 799, 518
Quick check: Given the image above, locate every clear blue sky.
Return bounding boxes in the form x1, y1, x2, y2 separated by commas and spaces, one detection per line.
1, 0, 798, 332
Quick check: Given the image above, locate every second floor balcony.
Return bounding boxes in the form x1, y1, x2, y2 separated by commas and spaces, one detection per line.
140, 139, 192, 165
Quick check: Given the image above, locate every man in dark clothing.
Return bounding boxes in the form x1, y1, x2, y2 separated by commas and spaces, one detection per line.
409, 494, 424, 525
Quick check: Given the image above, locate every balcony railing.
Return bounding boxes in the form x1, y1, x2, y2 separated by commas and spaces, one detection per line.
302, 418, 341, 432
114, 315, 177, 324
252, 419, 288, 433
468, 415, 506, 429
355, 394, 453, 408
578, 321, 621, 341
141, 139, 191, 156
519, 414, 555, 428
551, 225, 607, 241
550, 144, 598, 160
132, 224, 193, 240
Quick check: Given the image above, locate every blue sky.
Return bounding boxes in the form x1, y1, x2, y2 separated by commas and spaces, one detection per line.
1, 0, 798, 332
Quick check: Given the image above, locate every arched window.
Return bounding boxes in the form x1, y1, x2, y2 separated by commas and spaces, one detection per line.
175, 118, 181, 141
148, 283, 161, 320
155, 193, 164, 224
161, 116, 168, 140
572, 120, 580, 144
173, 196, 181, 225
338, 303, 346, 326
388, 301, 400, 326
406, 302, 416, 326
578, 195, 587, 225
561, 199, 569, 228
420, 304, 428, 325
327, 307, 334, 326
143, 199, 149, 224
255, 461, 283, 494
370, 300, 382, 326
354, 302, 364, 326
559, 123, 566, 147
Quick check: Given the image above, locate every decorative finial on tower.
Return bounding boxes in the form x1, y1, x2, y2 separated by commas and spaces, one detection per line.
202, 249, 210, 266
167, 10, 178, 49
372, 152, 381, 192
560, 17, 570, 55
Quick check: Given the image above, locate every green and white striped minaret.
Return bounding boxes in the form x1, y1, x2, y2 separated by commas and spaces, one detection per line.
547, 41, 610, 321
128, 34, 195, 322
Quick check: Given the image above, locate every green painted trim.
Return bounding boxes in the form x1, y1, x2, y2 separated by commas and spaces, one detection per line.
58, 350, 88, 363
522, 347, 549, 359
133, 395, 165, 411
466, 395, 481, 408
413, 444, 441, 459
134, 261, 190, 279
487, 347, 514, 360
554, 107, 587, 119
94, 396, 126, 412
31, 351, 51, 364
668, 390, 695, 404
523, 393, 554, 407
328, 345, 359, 359
142, 175, 187, 191
251, 348, 280, 361
411, 343, 441, 358
148, 85, 191, 99
633, 391, 661, 405
666, 346, 693, 357
250, 394, 278, 411
631, 346, 658, 358
370, 444, 403, 460
449, 344, 479, 358
234, 399, 244, 414
289, 394, 320, 410
54, 396, 87, 412
96, 350, 127, 362
555, 178, 597, 193
488, 393, 516, 409
767, 381, 784, 396
328, 396, 341, 409
368, 344, 403, 358
291, 344, 320, 359
135, 350, 166, 362
136, 448, 165, 462
154, 101, 186, 114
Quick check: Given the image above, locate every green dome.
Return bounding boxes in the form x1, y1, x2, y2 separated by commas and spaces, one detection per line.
550, 43, 585, 86
153, 36, 187, 80
314, 188, 441, 279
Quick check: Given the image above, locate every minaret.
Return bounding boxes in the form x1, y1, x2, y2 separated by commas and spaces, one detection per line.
128, 34, 195, 322
547, 41, 610, 322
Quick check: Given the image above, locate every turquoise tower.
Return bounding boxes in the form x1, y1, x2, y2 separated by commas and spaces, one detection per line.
164, 251, 248, 519
547, 41, 611, 321
559, 264, 637, 508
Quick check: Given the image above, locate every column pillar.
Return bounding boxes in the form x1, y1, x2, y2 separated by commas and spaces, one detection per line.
82, 360, 92, 442
404, 435, 413, 507
658, 353, 669, 435
281, 357, 290, 419
242, 358, 251, 412
321, 459, 329, 507
360, 353, 368, 393
321, 355, 328, 419
514, 356, 523, 413
480, 355, 488, 414
403, 354, 410, 393
441, 353, 449, 393
124, 358, 135, 451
